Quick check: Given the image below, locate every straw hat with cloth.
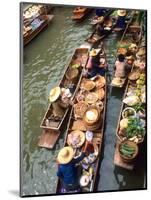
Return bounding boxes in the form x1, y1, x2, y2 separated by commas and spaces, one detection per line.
117, 10, 126, 17
49, 86, 61, 103
57, 146, 74, 164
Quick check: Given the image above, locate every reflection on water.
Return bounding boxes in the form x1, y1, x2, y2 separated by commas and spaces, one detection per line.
22, 7, 145, 196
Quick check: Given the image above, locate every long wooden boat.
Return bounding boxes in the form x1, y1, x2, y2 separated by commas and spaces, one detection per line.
114, 42, 146, 170
38, 48, 89, 149
71, 7, 92, 20
23, 15, 54, 46
111, 11, 143, 88
90, 9, 113, 25
40, 48, 89, 131
56, 46, 107, 193
85, 16, 116, 45
23, 4, 54, 46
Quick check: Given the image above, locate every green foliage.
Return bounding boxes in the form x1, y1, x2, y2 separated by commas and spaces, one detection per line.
126, 117, 145, 138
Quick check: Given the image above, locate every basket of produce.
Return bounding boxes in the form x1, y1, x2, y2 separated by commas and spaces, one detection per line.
94, 88, 105, 100
74, 101, 88, 119
80, 78, 96, 91
83, 106, 100, 125
67, 130, 86, 148
122, 107, 136, 118
128, 70, 140, 81
65, 67, 79, 81
119, 140, 139, 163
85, 92, 99, 104
76, 90, 89, 102
117, 47, 127, 55
128, 43, 138, 53
71, 119, 87, 131
95, 75, 106, 88
125, 117, 145, 143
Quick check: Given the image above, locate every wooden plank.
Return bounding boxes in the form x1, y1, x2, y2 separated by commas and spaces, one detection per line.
114, 142, 134, 170
38, 129, 60, 149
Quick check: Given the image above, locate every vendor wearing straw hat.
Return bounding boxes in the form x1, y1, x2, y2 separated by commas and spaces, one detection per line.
57, 144, 88, 192
116, 10, 127, 29
49, 86, 61, 103
86, 49, 107, 78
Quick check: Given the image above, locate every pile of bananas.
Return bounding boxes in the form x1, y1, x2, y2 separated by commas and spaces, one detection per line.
135, 73, 145, 97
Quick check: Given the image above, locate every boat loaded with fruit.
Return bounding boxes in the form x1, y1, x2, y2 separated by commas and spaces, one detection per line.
114, 39, 146, 169
111, 10, 143, 88
56, 45, 107, 193
38, 48, 89, 149
23, 4, 54, 46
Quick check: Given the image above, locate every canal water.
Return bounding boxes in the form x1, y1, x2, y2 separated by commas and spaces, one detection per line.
22, 6, 145, 196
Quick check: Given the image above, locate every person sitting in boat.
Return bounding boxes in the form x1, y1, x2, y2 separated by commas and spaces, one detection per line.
115, 54, 126, 78
125, 52, 134, 73
57, 144, 88, 192
86, 49, 106, 78
116, 10, 127, 30
96, 18, 112, 36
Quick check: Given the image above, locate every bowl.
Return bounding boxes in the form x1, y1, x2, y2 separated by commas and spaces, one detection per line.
122, 107, 136, 118
119, 140, 139, 163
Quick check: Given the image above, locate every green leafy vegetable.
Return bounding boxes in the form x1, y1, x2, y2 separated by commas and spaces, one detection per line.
126, 117, 145, 138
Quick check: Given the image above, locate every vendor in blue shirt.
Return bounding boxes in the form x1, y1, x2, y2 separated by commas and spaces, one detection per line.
57, 145, 88, 192
116, 10, 127, 29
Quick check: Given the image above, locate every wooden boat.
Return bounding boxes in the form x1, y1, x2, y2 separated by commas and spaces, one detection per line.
38, 48, 89, 149
111, 11, 143, 88
23, 15, 54, 46
114, 45, 146, 170
71, 7, 92, 20
90, 9, 113, 25
56, 46, 107, 193
40, 48, 89, 131
85, 17, 116, 45
23, 4, 54, 46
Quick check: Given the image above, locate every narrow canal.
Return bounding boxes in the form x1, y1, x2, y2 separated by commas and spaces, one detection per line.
22, 6, 145, 196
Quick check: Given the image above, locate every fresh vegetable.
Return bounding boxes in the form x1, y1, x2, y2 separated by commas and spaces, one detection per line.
125, 117, 145, 139
122, 107, 136, 118
135, 73, 145, 98
120, 143, 135, 158
132, 103, 145, 112
120, 118, 129, 129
